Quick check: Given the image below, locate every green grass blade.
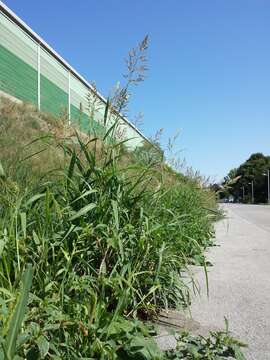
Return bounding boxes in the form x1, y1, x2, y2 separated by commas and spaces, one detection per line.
69, 203, 96, 221
103, 97, 110, 126
20, 213, 26, 239
0, 161, 5, 179
67, 149, 76, 184
112, 200, 119, 230
4, 264, 33, 359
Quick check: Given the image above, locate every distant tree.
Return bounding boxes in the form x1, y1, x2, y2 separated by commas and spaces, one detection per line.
224, 168, 238, 183
224, 153, 270, 203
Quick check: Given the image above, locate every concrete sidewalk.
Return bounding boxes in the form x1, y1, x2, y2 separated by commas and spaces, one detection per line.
188, 204, 270, 360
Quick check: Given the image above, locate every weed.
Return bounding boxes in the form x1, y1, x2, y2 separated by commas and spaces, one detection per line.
0, 35, 243, 358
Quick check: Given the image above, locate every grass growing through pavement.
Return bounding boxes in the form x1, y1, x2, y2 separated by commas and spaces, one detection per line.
0, 98, 246, 359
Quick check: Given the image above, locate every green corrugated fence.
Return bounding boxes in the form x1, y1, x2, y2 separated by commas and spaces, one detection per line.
0, 6, 147, 149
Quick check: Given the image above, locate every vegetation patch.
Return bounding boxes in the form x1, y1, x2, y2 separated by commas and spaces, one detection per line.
218, 152, 270, 204
0, 97, 247, 358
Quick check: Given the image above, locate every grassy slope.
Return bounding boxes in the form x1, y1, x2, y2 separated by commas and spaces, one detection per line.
0, 98, 245, 359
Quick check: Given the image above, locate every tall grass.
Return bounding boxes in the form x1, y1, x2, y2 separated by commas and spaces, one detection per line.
0, 94, 227, 358
0, 29, 246, 356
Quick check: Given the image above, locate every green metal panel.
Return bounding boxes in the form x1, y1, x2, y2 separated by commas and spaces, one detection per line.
70, 74, 89, 110
117, 118, 144, 148
0, 12, 37, 68
41, 48, 68, 93
70, 74, 107, 137
70, 104, 106, 137
40, 74, 68, 116
0, 44, 38, 105
106, 112, 143, 148
0, 8, 146, 150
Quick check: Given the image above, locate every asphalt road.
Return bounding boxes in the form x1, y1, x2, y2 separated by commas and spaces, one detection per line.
188, 204, 270, 360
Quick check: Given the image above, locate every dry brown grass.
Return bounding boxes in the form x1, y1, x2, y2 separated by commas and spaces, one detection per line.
0, 97, 130, 187
0, 96, 207, 198
0, 97, 81, 186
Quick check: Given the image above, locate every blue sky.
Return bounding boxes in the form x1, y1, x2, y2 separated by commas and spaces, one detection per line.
4, 0, 270, 181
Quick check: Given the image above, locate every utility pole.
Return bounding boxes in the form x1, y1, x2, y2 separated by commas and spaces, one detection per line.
262, 170, 270, 204
249, 181, 254, 204
242, 186, 245, 202
267, 169, 270, 204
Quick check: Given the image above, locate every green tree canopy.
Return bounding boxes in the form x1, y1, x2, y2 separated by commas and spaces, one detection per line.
224, 153, 270, 203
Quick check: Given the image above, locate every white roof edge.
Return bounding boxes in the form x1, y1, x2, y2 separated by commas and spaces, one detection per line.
0, 1, 151, 145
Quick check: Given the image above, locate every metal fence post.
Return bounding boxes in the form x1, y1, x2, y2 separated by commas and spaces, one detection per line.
37, 43, 40, 110
68, 71, 71, 124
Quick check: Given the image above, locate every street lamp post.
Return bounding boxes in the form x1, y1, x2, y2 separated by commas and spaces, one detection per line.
249, 181, 254, 204
262, 170, 270, 204
242, 186, 245, 202
267, 169, 270, 204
